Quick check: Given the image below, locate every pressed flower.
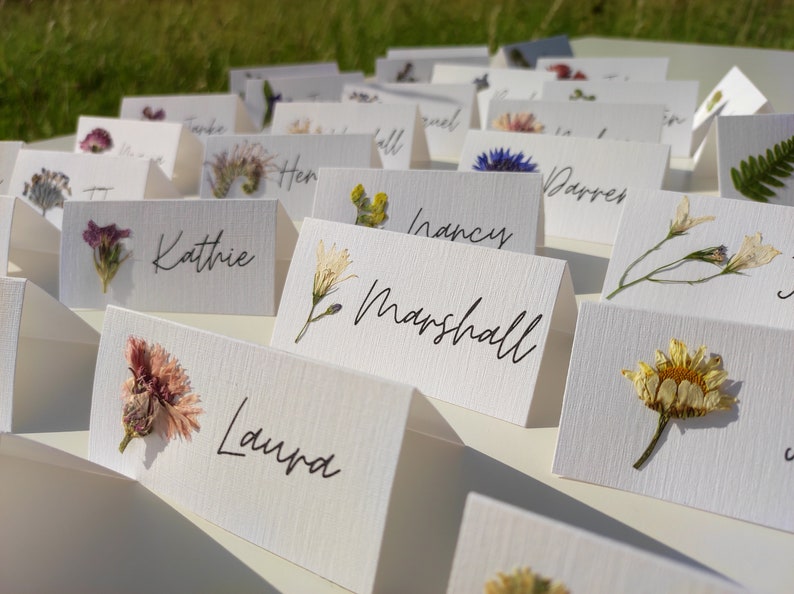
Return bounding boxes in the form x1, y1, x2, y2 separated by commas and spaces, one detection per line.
724, 232, 782, 273
295, 240, 356, 343
684, 245, 728, 265
473, 148, 539, 173
622, 338, 736, 469
82, 219, 132, 293
348, 91, 380, 103
485, 567, 570, 594
119, 336, 203, 454
350, 183, 389, 228
669, 195, 715, 236
492, 112, 545, 134
288, 118, 322, 134
206, 142, 278, 198
22, 168, 72, 216
546, 63, 572, 79
79, 128, 114, 153
142, 106, 166, 121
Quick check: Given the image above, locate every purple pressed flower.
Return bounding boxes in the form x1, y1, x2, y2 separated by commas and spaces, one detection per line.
142, 106, 166, 121
83, 220, 132, 293
82, 219, 131, 249
472, 148, 539, 173
79, 128, 114, 153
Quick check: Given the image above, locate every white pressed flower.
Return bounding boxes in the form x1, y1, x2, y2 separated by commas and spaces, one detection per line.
669, 195, 715, 235
724, 232, 782, 273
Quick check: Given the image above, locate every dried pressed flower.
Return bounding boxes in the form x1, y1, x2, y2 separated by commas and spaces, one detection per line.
22, 168, 72, 216
83, 219, 132, 293
294, 240, 356, 343
473, 148, 539, 173
492, 112, 545, 134
142, 106, 166, 121
350, 183, 388, 228
622, 338, 736, 469
206, 142, 278, 198
119, 336, 203, 454
79, 128, 114, 153
724, 232, 782, 273
669, 195, 714, 236
348, 91, 380, 103
287, 118, 322, 134
484, 567, 570, 594
546, 63, 586, 81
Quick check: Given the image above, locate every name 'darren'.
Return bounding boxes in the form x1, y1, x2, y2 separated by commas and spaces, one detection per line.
354, 279, 543, 364
407, 207, 513, 249
543, 165, 627, 204
153, 229, 255, 273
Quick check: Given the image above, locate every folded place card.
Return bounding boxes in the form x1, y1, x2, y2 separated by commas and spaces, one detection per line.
492, 35, 573, 69
228, 61, 338, 96
0, 276, 99, 433
89, 306, 464, 594
447, 493, 747, 593
74, 116, 203, 195
201, 133, 381, 220
342, 82, 477, 163
60, 198, 296, 315
270, 101, 430, 169
271, 218, 576, 426
386, 45, 489, 60
536, 57, 669, 82
376, 55, 490, 84
0, 141, 23, 195
541, 80, 698, 157
458, 130, 670, 244
0, 197, 60, 297
603, 188, 794, 328
8, 149, 180, 229
717, 113, 794, 206
486, 99, 664, 144
120, 94, 258, 139
311, 168, 542, 254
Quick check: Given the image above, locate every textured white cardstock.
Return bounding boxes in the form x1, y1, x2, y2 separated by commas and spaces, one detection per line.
201, 134, 380, 220
486, 99, 664, 143
271, 101, 430, 169
541, 80, 698, 157
271, 218, 576, 426
458, 130, 670, 244
536, 57, 669, 82
0, 141, 22, 195
89, 306, 463, 594
60, 199, 295, 315
311, 168, 542, 254
245, 72, 365, 128
342, 83, 477, 163
447, 493, 747, 594
120, 94, 258, 139
228, 61, 338, 96
0, 276, 99, 433
603, 188, 794, 328
8, 149, 180, 229
492, 35, 573, 69
375, 55, 490, 83
716, 114, 794, 206
555, 301, 794, 533
74, 116, 203, 196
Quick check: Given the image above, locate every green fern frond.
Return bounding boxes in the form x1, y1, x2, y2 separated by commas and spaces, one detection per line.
730, 135, 794, 202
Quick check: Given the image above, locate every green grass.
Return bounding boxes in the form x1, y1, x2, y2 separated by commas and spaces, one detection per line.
2, 0, 793, 142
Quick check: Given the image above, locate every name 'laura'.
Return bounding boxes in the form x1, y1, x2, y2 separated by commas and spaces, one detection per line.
153, 229, 255, 273
354, 280, 543, 364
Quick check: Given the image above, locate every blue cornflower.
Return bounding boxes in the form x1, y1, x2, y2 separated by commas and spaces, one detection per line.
472, 148, 538, 173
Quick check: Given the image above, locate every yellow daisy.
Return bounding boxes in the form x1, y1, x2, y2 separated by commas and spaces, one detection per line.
484, 567, 570, 594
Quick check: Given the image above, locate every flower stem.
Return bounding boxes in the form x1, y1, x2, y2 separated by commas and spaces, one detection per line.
634, 412, 670, 470
608, 234, 672, 299
119, 431, 134, 454
294, 302, 318, 343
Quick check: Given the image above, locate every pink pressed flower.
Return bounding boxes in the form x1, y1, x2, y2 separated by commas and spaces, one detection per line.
79, 128, 113, 153
142, 106, 166, 121
546, 63, 571, 79
82, 219, 131, 249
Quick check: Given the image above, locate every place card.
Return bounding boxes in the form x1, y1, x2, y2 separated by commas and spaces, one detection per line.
541, 80, 698, 157
603, 188, 794, 328
60, 199, 296, 315
0, 140, 23, 194
447, 493, 747, 593
717, 113, 794, 206
89, 306, 463, 594
342, 82, 477, 163
201, 134, 380, 221
492, 35, 573, 69
119, 93, 258, 139
245, 71, 365, 128
376, 55, 490, 84
486, 99, 663, 144
458, 130, 670, 244
228, 61, 338, 96
271, 101, 430, 169
386, 45, 489, 60
554, 301, 794, 534
0, 197, 60, 297
536, 57, 669, 82
271, 218, 576, 427
74, 116, 203, 195
0, 276, 99, 433
311, 168, 542, 254
8, 149, 180, 229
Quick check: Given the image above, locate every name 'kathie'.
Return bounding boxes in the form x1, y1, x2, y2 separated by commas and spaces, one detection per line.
152, 229, 255, 273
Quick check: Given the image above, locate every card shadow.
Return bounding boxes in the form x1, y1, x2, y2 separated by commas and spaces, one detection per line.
540, 245, 610, 295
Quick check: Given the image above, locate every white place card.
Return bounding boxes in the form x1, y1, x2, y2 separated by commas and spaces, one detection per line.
271, 218, 576, 427
271, 101, 430, 169
74, 116, 203, 195
376, 55, 490, 84
386, 45, 489, 60
603, 188, 794, 328
0, 141, 23, 195
717, 113, 794, 206
555, 301, 794, 534
201, 134, 381, 221
311, 168, 542, 254
447, 493, 747, 594
8, 149, 180, 229
89, 306, 463, 594
492, 35, 573, 69
342, 83, 477, 163
0, 276, 99, 433
536, 57, 669, 82
245, 71, 365, 128
228, 61, 338, 96
60, 199, 296, 315
486, 99, 664, 144
119, 94, 258, 139
458, 130, 670, 244
541, 80, 698, 157
0, 197, 60, 297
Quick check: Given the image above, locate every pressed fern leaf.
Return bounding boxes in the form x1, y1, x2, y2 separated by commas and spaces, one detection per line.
730, 135, 794, 202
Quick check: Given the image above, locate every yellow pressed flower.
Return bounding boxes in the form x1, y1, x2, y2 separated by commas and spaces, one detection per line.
484, 567, 570, 594
622, 338, 736, 469
350, 183, 365, 205
724, 232, 781, 273
668, 195, 715, 236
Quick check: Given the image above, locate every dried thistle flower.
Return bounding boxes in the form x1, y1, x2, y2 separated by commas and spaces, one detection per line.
142, 106, 166, 121
79, 128, 114, 153
622, 338, 736, 469
22, 168, 72, 216
82, 219, 132, 293
492, 112, 545, 134
119, 336, 203, 454
473, 148, 539, 173
350, 183, 388, 228
206, 142, 278, 198
485, 567, 570, 594
287, 118, 323, 134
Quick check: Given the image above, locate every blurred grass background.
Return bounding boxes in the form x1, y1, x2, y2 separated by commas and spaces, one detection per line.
1, 0, 793, 141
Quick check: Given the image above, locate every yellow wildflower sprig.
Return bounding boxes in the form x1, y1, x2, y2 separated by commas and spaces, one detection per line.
351, 183, 389, 228
484, 567, 570, 594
